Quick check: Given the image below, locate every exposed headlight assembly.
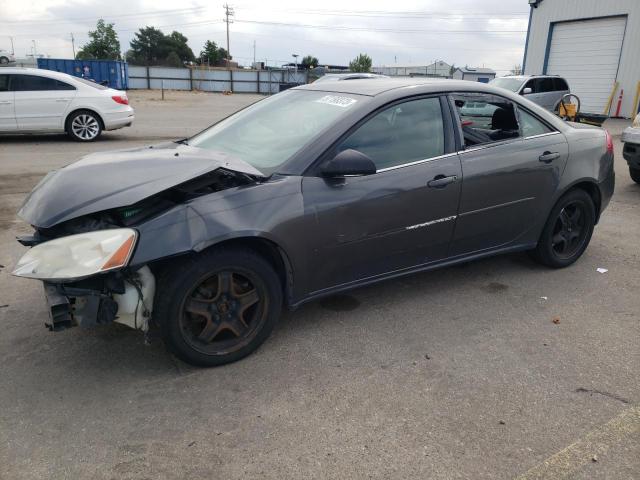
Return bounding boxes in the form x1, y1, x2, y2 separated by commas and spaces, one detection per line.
12, 228, 137, 281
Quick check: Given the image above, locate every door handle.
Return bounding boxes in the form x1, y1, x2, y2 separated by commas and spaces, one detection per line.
539, 151, 560, 163
55, 99, 69, 102
428, 174, 458, 188
0, 101, 11, 104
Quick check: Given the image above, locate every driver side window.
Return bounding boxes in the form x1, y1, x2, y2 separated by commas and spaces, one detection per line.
337, 97, 445, 171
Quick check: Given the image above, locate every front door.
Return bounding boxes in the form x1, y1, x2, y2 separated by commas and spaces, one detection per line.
449, 93, 568, 256
302, 96, 462, 294
0, 74, 16, 131
12, 74, 76, 130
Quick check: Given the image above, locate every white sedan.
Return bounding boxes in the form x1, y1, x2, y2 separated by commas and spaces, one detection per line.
0, 67, 134, 141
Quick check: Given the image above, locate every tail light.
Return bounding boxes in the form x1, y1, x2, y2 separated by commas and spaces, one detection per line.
604, 129, 613, 154
111, 95, 129, 105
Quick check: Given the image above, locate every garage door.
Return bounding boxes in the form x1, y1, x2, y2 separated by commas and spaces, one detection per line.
546, 16, 626, 113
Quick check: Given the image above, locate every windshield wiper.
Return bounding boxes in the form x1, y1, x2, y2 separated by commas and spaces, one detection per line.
175, 138, 189, 145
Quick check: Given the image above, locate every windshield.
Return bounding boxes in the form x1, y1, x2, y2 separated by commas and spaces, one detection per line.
188, 89, 363, 174
490, 77, 525, 92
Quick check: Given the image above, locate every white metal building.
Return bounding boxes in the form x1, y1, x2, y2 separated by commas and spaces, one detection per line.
373, 61, 452, 77
451, 67, 496, 83
523, 0, 640, 117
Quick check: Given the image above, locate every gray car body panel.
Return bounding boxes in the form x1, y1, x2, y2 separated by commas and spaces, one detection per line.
18, 78, 614, 307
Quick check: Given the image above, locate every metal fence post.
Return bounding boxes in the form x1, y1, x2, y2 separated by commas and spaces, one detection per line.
189, 67, 193, 91
229, 69, 234, 93
146, 66, 150, 89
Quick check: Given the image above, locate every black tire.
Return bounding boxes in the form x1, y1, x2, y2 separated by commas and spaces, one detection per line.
630, 167, 640, 184
0, 57, 8, 65
156, 247, 282, 367
532, 189, 595, 268
66, 110, 102, 141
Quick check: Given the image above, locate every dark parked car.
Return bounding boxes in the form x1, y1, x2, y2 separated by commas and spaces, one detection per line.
13, 78, 615, 366
621, 113, 640, 183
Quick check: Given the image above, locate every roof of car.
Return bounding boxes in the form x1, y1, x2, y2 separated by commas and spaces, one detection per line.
296, 77, 502, 97
0, 67, 74, 80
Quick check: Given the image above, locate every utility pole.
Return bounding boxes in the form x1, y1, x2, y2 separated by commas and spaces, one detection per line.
223, 3, 234, 65
253, 40, 256, 66
32, 40, 37, 58
70, 33, 76, 58
9, 36, 15, 55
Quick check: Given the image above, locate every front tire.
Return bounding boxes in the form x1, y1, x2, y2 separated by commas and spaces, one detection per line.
630, 167, 640, 184
156, 248, 282, 367
0, 57, 8, 65
532, 189, 595, 268
66, 110, 102, 141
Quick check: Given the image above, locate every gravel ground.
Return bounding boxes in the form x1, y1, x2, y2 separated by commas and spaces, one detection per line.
0, 90, 638, 480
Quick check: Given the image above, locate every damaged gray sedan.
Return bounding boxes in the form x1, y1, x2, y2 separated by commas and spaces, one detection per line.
13, 78, 615, 366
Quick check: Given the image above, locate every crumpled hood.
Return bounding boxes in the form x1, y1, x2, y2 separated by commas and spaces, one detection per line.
19, 142, 265, 228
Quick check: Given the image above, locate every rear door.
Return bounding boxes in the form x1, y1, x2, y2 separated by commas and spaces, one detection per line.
302, 96, 462, 294
0, 74, 16, 131
13, 74, 77, 131
449, 92, 568, 256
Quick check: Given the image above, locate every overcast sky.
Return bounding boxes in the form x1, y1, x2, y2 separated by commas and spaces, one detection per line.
0, 0, 530, 74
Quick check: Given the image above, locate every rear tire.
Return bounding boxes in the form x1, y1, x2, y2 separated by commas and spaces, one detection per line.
0, 57, 8, 65
532, 189, 595, 268
156, 247, 282, 367
630, 167, 640, 184
66, 110, 102, 141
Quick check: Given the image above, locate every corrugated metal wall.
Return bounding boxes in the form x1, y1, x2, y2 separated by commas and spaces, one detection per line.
523, 0, 640, 117
128, 66, 307, 94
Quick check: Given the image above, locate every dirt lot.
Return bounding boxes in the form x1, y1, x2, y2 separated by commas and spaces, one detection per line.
0, 90, 638, 480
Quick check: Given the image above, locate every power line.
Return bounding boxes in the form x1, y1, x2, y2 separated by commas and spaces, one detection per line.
0, 6, 208, 25
233, 19, 526, 34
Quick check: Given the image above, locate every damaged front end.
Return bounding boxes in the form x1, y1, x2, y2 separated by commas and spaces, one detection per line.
13, 143, 264, 334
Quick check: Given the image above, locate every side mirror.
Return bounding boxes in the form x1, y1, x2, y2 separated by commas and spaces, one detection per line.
321, 149, 376, 177
522, 87, 532, 95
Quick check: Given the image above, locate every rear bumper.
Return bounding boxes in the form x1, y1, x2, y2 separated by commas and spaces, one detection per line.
598, 165, 615, 216
103, 108, 135, 131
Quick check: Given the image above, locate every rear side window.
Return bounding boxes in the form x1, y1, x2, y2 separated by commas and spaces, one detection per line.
553, 78, 569, 91
0, 75, 8, 92
452, 93, 520, 148
337, 97, 445, 170
518, 109, 553, 137
12, 75, 76, 91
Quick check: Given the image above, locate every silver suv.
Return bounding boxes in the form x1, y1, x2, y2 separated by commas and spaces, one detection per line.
490, 75, 570, 112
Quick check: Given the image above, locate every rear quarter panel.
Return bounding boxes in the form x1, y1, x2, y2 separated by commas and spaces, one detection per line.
557, 124, 613, 213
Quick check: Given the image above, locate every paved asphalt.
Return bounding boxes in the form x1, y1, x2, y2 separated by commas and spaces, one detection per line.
0, 90, 638, 480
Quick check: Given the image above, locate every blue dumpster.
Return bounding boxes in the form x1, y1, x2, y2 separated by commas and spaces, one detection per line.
37, 58, 129, 90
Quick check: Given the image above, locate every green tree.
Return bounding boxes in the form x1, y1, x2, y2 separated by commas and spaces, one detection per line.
301, 55, 319, 69
128, 26, 168, 65
167, 31, 195, 63
165, 51, 182, 68
76, 19, 121, 60
199, 40, 230, 66
349, 53, 372, 73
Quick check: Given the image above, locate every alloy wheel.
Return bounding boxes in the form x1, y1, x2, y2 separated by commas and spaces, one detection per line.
71, 114, 100, 140
551, 201, 588, 259
179, 270, 267, 355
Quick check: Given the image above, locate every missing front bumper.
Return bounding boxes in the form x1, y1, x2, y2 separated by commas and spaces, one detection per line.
43, 283, 118, 331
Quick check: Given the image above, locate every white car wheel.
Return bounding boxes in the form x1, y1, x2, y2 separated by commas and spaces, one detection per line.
68, 112, 102, 141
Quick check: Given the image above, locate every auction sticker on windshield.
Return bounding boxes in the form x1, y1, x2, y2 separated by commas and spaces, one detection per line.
315, 95, 357, 108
